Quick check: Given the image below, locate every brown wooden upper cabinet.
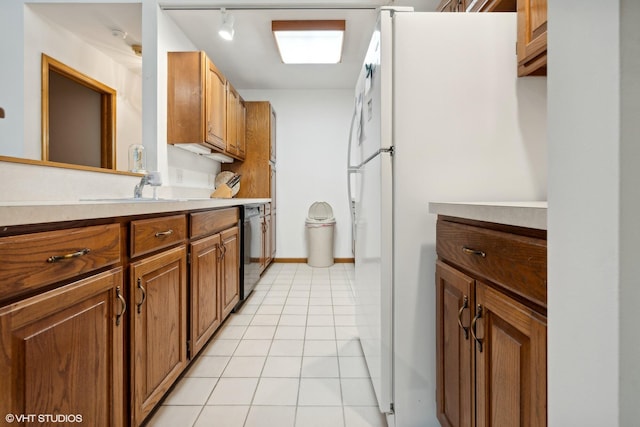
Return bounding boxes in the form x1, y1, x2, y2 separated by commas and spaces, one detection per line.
436, 0, 546, 77
225, 82, 246, 160
167, 51, 245, 161
517, 0, 547, 76
206, 56, 227, 150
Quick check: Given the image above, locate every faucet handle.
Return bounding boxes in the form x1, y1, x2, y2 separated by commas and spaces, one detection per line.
147, 171, 162, 186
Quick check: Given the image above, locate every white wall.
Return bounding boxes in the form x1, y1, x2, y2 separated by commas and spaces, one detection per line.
548, 0, 640, 424
240, 89, 354, 259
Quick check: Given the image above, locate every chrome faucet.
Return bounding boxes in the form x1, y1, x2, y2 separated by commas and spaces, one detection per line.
133, 175, 150, 199
134, 171, 161, 199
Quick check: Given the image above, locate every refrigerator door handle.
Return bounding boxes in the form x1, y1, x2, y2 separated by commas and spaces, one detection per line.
355, 147, 394, 169
347, 169, 357, 255
347, 104, 358, 254
347, 103, 357, 169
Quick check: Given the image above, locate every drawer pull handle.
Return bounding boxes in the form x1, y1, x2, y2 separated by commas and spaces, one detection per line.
136, 278, 146, 314
471, 304, 483, 353
458, 296, 469, 340
462, 247, 486, 258
218, 243, 227, 261
155, 229, 174, 238
115, 286, 127, 326
47, 248, 91, 263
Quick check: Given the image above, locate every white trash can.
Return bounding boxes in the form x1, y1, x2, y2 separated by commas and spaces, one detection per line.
306, 202, 336, 267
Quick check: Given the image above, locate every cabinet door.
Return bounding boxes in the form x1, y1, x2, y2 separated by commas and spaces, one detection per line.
474, 281, 546, 427
517, 0, 547, 76
130, 246, 188, 426
237, 98, 246, 158
269, 106, 276, 163
206, 58, 226, 150
220, 226, 240, 319
435, 261, 474, 427
0, 268, 125, 426
190, 234, 222, 357
226, 83, 239, 155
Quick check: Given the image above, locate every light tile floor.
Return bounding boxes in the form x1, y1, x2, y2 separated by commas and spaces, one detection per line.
146, 263, 387, 427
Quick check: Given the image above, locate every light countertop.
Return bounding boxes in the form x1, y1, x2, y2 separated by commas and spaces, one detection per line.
0, 198, 271, 228
428, 201, 547, 230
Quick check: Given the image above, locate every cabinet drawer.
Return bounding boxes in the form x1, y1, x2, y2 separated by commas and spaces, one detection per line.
190, 208, 239, 238
436, 220, 546, 307
0, 224, 121, 302
131, 215, 187, 258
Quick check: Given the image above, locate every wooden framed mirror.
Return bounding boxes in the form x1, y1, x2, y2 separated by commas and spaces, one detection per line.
41, 54, 116, 170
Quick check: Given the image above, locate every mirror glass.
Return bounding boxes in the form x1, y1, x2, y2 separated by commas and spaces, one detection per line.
4, 2, 142, 173
43, 54, 117, 169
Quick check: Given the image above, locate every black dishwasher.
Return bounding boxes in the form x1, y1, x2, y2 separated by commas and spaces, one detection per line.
241, 205, 261, 301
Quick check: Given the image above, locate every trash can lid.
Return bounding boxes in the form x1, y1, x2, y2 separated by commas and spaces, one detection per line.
307, 201, 334, 223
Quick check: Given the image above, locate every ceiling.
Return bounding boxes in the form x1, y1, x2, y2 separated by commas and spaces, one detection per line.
29, 1, 440, 90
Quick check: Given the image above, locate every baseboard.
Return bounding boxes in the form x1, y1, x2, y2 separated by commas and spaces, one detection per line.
274, 258, 355, 264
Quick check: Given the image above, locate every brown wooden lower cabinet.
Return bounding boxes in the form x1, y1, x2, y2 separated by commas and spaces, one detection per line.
189, 223, 239, 357
220, 226, 240, 319
130, 245, 188, 426
435, 217, 547, 427
0, 268, 125, 426
0, 207, 242, 426
190, 233, 223, 357
475, 281, 546, 427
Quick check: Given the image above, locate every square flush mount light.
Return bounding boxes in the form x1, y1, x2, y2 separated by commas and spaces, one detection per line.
272, 20, 345, 64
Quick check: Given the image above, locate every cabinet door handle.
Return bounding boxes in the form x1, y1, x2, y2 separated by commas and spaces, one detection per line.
462, 246, 486, 258
136, 278, 146, 314
471, 304, 483, 352
47, 248, 91, 263
155, 229, 174, 238
218, 243, 227, 261
115, 285, 127, 326
458, 295, 469, 340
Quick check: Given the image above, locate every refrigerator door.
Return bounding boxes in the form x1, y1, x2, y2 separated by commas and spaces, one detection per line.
352, 8, 394, 415
354, 148, 393, 415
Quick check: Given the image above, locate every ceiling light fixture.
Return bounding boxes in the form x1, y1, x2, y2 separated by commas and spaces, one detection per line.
272, 20, 345, 64
219, 8, 235, 41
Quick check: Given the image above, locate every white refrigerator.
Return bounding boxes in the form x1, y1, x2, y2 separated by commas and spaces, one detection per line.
347, 9, 547, 427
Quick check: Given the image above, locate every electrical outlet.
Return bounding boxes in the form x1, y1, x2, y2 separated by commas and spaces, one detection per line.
176, 168, 183, 184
